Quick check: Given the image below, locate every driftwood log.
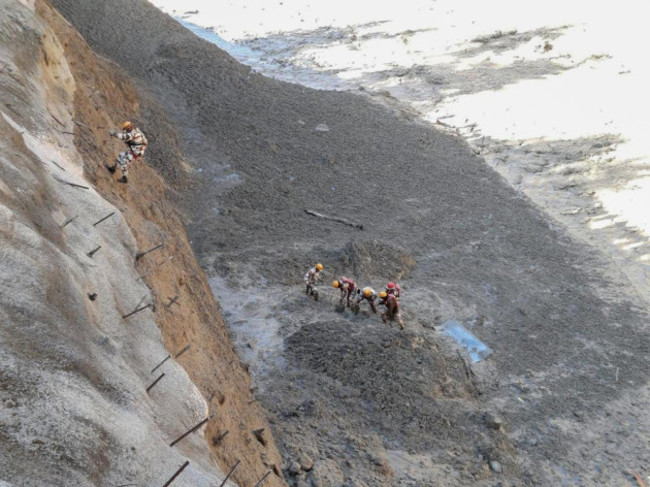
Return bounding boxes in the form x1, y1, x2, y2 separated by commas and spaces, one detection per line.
304, 209, 363, 230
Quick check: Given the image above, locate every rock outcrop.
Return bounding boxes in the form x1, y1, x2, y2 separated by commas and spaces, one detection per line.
0, 1, 285, 485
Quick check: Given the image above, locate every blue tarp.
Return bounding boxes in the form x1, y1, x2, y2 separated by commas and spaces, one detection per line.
441, 320, 492, 363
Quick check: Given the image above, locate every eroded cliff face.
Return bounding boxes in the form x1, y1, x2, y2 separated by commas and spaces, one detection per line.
0, 1, 285, 485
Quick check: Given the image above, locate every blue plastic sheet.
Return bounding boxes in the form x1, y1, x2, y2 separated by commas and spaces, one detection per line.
441, 320, 492, 363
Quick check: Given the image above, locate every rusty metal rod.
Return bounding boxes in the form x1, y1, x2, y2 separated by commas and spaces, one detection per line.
50, 160, 66, 171
212, 430, 229, 446
73, 120, 91, 129
253, 471, 271, 487
56, 178, 89, 190
60, 215, 78, 228
151, 355, 170, 374
146, 373, 165, 393
51, 114, 65, 127
135, 243, 163, 261
169, 414, 215, 447
87, 246, 102, 258
165, 296, 179, 308
217, 460, 241, 487
93, 211, 115, 226
122, 303, 152, 319
174, 344, 191, 359
161, 461, 189, 487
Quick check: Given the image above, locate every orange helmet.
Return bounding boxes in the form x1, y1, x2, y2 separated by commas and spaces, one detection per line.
379, 291, 387, 299
122, 121, 133, 131
332, 280, 340, 288
315, 263, 323, 271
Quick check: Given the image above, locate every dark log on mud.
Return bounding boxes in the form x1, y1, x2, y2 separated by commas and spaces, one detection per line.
304, 209, 363, 230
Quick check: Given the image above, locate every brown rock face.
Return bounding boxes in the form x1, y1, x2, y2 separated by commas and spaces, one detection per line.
31, 1, 287, 485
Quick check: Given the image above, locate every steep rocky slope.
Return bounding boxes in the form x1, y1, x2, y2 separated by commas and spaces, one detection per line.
51, 1, 650, 486
0, 1, 285, 486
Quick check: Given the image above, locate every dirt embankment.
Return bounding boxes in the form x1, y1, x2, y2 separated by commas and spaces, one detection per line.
0, 1, 286, 486
51, 1, 650, 486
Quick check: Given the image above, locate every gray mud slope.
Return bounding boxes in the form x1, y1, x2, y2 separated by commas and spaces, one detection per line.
53, 1, 649, 485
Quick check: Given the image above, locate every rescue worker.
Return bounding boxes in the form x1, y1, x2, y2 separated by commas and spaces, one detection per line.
304, 263, 324, 300
354, 286, 378, 314
385, 281, 402, 298
379, 291, 404, 329
106, 121, 148, 183
332, 276, 357, 308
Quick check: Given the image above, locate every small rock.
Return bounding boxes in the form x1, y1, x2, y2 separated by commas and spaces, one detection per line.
315, 123, 330, 132
527, 436, 538, 446
298, 453, 314, 471
289, 461, 302, 475
489, 460, 502, 473
483, 412, 503, 430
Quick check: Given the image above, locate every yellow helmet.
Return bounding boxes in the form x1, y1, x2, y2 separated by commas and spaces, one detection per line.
332, 280, 340, 288
315, 263, 323, 271
379, 291, 387, 299
122, 121, 133, 131
363, 287, 372, 298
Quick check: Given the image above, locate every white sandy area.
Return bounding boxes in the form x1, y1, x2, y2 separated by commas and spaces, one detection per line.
151, 0, 650, 302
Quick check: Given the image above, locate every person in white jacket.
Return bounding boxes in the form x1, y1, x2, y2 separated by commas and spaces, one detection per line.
106, 121, 148, 183
304, 263, 323, 300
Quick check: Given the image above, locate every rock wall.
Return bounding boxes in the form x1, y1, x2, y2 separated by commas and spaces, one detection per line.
0, 1, 285, 485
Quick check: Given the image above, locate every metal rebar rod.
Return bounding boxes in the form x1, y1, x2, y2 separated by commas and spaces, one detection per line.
253, 471, 271, 487
212, 430, 229, 446
73, 120, 91, 129
135, 243, 163, 261
122, 303, 152, 319
60, 215, 78, 228
151, 355, 171, 374
51, 114, 65, 127
87, 246, 102, 258
134, 295, 148, 310
165, 296, 179, 308
169, 414, 215, 448
146, 373, 165, 393
217, 460, 241, 487
161, 461, 189, 487
174, 344, 191, 359
56, 178, 89, 190
93, 211, 115, 226
50, 160, 66, 171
